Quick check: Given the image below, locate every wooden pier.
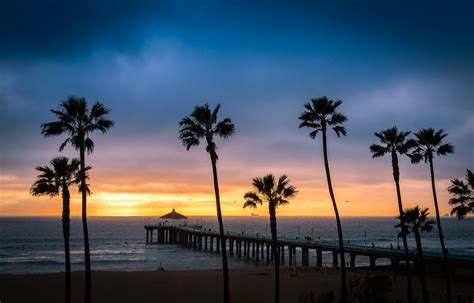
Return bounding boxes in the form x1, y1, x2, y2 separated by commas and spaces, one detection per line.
145, 225, 474, 274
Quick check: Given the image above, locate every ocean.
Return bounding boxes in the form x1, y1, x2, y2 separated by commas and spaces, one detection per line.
0, 216, 473, 274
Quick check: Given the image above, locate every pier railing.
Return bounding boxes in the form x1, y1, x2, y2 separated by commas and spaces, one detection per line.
144, 224, 474, 273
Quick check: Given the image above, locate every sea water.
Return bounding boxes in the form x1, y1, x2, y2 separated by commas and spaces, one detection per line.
0, 216, 473, 274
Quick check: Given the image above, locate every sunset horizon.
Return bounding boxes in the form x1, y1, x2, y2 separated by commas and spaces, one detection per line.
1, 1, 472, 302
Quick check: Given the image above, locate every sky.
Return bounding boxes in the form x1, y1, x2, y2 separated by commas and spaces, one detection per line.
0, 0, 473, 217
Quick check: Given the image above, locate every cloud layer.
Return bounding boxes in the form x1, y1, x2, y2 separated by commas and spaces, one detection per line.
1, 1, 472, 216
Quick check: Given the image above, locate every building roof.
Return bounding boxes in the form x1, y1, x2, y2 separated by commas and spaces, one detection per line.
160, 209, 188, 219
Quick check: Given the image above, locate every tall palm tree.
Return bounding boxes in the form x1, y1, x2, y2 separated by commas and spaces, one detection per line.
396, 206, 435, 303
41, 96, 114, 303
410, 128, 454, 302
447, 169, 474, 219
30, 156, 85, 303
370, 127, 415, 303
179, 103, 235, 303
243, 174, 298, 303
298, 96, 348, 302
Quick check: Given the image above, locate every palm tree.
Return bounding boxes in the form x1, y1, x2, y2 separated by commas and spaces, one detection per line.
179, 103, 235, 303
410, 128, 454, 302
396, 206, 435, 303
41, 96, 114, 303
243, 174, 298, 303
370, 127, 415, 303
447, 169, 474, 219
30, 156, 84, 303
298, 96, 348, 302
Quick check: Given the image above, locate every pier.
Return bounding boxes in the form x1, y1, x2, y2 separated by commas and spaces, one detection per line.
145, 225, 474, 274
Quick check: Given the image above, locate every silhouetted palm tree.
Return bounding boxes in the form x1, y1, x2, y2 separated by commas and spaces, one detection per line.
243, 174, 298, 303
410, 128, 454, 302
448, 169, 474, 219
370, 127, 415, 303
30, 157, 85, 303
396, 206, 435, 303
41, 96, 114, 303
299, 96, 348, 302
179, 103, 235, 303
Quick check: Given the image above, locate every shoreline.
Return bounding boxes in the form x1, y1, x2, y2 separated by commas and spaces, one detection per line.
1, 267, 472, 303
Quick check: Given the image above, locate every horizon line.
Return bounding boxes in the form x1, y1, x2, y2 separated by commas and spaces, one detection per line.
0, 214, 462, 218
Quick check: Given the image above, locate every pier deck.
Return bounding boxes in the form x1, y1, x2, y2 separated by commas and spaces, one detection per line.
144, 225, 474, 273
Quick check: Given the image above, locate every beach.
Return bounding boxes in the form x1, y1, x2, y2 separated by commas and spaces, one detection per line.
1, 267, 473, 303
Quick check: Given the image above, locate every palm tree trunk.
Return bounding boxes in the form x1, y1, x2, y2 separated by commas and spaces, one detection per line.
322, 128, 346, 303
62, 185, 71, 303
269, 206, 280, 303
210, 151, 230, 303
80, 143, 92, 303
415, 230, 429, 303
391, 151, 414, 303
428, 157, 452, 303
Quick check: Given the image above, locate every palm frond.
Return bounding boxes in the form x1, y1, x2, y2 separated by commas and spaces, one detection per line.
467, 169, 474, 188
397, 206, 434, 235
211, 103, 221, 124
448, 169, 474, 219
181, 137, 200, 150
84, 137, 94, 154
41, 121, 68, 137
412, 128, 454, 163
89, 102, 111, 119
333, 126, 346, 137
213, 118, 235, 138
243, 200, 258, 209
59, 138, 70, 152
374, 130, 389, 144
243, 191, 263, 209
252, 177, 265, 193
450, 205, 470, 219
298, 121, 321, 129
262, 174, 275, 196
408, 152, 424, 164
30, 156, 82, 197
328, 112, 347, 126
282, 185, 298, 199
275, 175, 289, 194
299, 96, 346, 141
245, 174, 297, 212
179, 103, 232, 156
369, 144, 388, 158
309, 129, 319, 139
43, 96, 113, 153
437, 143, 454, 156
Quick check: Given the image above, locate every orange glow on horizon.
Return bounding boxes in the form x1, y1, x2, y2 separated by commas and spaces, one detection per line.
0, 172, 456, 218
